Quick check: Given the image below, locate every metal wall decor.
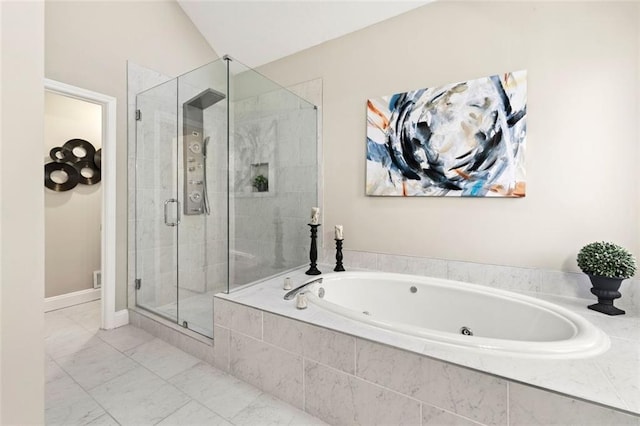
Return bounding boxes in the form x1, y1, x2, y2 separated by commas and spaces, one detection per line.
44, 162, 79, 192
44, 139, 101, 192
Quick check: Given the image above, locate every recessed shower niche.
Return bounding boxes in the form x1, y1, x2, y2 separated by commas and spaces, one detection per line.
133, 56, 318, 338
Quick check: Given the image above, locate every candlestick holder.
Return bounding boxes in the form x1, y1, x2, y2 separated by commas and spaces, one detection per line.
334, 239, 345, 272
306, 224, 321, 275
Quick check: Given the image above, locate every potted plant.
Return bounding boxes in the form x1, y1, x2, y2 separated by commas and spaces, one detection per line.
252, 174, 268, 192
577, 241, 637, 315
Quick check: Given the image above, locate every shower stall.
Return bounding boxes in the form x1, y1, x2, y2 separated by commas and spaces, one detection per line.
133, 56, 318, 338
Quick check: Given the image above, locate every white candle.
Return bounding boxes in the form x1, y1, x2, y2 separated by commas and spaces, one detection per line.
335, 225, 343, 240
310, 207, 320, 225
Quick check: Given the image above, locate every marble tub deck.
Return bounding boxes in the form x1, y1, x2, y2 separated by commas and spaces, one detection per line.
217, 265, 640, 417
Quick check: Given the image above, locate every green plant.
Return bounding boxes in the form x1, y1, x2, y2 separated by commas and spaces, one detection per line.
252, 174, 268, 190
577, 241, 637, 279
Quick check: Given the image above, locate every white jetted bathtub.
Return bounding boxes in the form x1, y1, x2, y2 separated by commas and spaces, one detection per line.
301, 271, 609, 358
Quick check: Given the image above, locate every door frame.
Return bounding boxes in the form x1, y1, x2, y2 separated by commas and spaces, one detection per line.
44, 79, 119, 329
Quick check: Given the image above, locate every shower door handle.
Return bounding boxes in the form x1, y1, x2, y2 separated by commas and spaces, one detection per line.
164, 198, 181, 227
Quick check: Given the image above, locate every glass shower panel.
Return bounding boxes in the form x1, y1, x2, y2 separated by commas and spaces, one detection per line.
176, 59, 229, 337
228, 60, 318, 291
133, 57, 318, 339
135, 78, 179, 320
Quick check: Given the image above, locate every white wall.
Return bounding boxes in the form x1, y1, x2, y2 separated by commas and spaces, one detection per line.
45, 92, 102, 298
46, 1, 217, 309
259, 1, 640, 273
1, 1, 45, 423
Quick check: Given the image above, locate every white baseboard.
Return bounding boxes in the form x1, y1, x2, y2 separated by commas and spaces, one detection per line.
44, 288, 101, 312
113, 309, 129, 328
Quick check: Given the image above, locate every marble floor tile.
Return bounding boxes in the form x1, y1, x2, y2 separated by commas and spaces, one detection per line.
84, 413, 120, 425
231, 393, 315, 426
97, 324, 155, 352
45, 326, 104, 360
125, 337, 201, 380
168, 362, 262, 419
45, 356, 67, 383
156, 400, 232, 426
89, 366, 191, 425
46, 300, 324, 426
66, 308, 103, 332
46, 374, 106, 425
57, 341, 139, 390
46, 373, 91, 409
44, 311, 78, 338
45, 396, 106, 426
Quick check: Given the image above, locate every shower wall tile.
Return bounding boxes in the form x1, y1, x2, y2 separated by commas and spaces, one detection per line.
509, 383, 640, 426
206, 263, 227, 294
230, 78, 320, 290
356, 339, 508, 426
230, 331, 303, 410
304, 360, 421, 426
213, 299, 262, 340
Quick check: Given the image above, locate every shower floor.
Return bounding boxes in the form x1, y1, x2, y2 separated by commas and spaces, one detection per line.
145, 263, 307, 338
154, 290, 217, 338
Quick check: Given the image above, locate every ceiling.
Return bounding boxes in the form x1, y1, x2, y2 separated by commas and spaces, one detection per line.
177, 1, 431, 68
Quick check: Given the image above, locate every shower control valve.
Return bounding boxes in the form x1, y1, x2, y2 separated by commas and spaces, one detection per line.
189, 191, 202, 203
189, 143, 201, 154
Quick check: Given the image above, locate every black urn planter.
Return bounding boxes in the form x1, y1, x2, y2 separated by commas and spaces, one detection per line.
587, 274, 626, 316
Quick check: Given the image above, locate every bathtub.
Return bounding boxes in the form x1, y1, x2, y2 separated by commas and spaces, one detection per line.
302, 271, 610, 358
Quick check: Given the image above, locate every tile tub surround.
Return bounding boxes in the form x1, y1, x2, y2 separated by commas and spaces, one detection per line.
319, 248, 640, 316
215, 266, 640, 425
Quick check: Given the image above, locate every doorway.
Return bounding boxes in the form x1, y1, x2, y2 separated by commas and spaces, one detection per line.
44, 79, 118, 329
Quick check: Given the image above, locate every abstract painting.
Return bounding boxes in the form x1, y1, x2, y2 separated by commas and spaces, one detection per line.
366, 71, 527, 197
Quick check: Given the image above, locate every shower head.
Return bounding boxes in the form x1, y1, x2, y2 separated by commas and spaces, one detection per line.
185, 88, 226, 110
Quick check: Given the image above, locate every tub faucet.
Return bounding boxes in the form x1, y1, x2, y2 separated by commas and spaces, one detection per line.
284, 277, 323, 300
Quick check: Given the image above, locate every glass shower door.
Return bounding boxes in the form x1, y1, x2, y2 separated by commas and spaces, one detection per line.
135, 79, 180, 322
